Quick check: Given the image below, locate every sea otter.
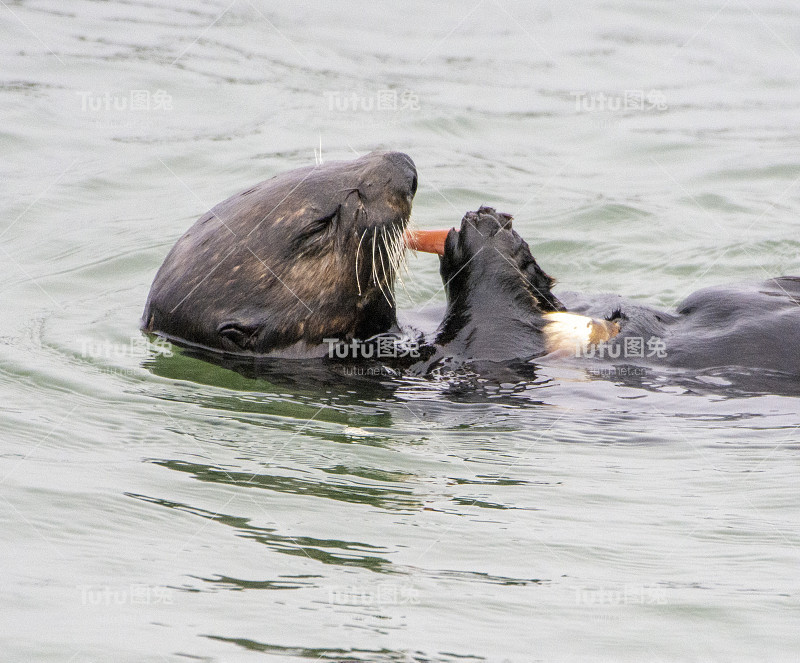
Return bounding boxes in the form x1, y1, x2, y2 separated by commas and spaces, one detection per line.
411, 207, 800, 375
142, 151, 417, 356
142, 148, 799, 377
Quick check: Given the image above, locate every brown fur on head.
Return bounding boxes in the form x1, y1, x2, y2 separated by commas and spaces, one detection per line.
142, 151, 417, 355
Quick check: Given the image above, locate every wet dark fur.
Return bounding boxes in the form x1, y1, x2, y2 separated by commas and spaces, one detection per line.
433, 206, 565, 362
142, 151, 417, 356
560, 280, 800, 374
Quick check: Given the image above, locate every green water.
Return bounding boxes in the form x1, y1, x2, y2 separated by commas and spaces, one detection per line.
2, 1, 799, 661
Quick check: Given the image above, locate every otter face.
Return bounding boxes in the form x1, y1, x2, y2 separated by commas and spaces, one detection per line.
142, 151, 417, 355
286, 151, 416, 311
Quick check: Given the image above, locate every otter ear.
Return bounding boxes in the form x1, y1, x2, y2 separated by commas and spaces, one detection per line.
218, 320, 262, 352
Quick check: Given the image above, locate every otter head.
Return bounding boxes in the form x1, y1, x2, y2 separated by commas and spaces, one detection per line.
142, 150, 417, 355
434, 206, 565, 361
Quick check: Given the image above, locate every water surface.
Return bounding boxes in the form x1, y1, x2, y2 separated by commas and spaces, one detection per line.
2, 1, 800, 661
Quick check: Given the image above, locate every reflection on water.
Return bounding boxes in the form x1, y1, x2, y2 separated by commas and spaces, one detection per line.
147, 459, 420, 511
204, 635, 487, 663
127, 492, 395, 572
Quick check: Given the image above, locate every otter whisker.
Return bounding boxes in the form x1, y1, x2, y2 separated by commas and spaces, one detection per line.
355, 227, 368, 296
357, 223, 410, 306
389, 222, 414, 304
396, 217, 413, 277
397, 224, 409, 274
393, 261, 412, 304
375, 228, 391, 306
371, 227, 379, 291
387, 225, 410, 302
391, 225, 404, 276
378, 226, 398, 307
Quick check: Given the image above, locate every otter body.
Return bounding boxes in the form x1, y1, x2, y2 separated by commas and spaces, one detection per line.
559, 279, 800, 374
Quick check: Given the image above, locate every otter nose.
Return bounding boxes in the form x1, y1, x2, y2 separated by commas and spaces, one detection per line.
384, 151, 417, 197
